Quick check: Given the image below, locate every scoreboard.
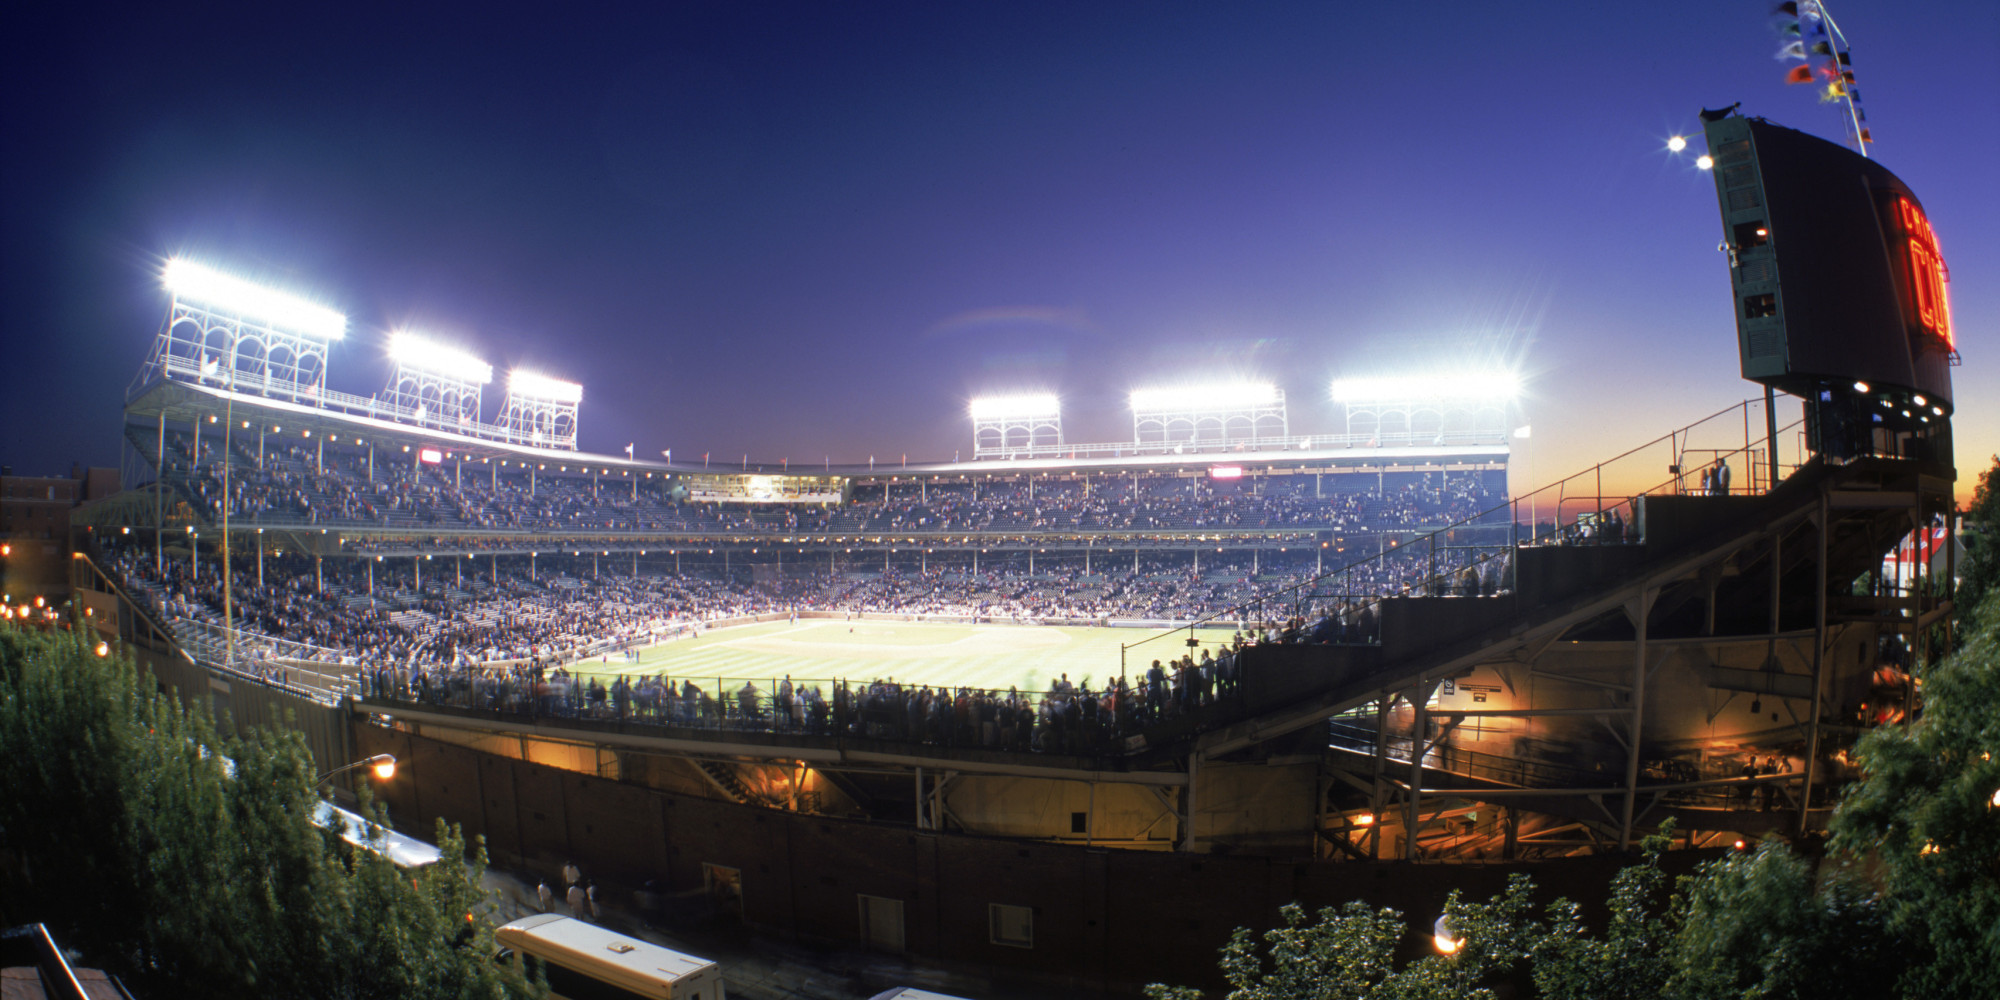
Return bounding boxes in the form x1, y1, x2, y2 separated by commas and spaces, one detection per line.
1702, 113, 1955, 463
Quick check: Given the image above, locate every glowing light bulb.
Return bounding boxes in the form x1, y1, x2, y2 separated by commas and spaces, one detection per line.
1696, 155, 1715, 171
1667, 135, 1688, 152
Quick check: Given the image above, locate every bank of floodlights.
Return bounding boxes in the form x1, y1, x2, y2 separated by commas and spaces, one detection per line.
1129, 381, 1287, 446
382, 330, 494, 432
499, 368, 582, 450
1330, 370, 1519, 440
970, 394, 1062, 458
142, 258, 348, 403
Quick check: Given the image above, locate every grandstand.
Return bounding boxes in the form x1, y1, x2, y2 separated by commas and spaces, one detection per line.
59, 163, 1958, 994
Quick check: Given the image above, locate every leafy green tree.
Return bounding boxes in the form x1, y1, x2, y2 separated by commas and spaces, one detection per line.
0, 625, 540, 999
1529, 827, 1673, 1000
1142, 877, 1538, 1000
1830, 589, 2000, 999
1954, 456, 2000, 637
1663, 841, 1896, 1000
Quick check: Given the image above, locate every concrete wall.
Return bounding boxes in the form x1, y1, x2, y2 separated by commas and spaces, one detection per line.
359, 725, 1667, 994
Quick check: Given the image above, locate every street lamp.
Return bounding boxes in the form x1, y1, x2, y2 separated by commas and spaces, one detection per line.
316, 753, 396, 786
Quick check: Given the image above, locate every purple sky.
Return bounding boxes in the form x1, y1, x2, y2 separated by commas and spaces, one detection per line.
4, 2, 1994, 501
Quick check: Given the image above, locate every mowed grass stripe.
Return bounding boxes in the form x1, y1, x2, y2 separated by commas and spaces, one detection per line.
568, 620, 1227, 694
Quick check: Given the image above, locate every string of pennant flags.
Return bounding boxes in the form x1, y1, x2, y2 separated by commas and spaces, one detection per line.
1771, 1, 1872, 154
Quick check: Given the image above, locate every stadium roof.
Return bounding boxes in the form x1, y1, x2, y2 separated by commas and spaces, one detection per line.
125, 377, 1507, 482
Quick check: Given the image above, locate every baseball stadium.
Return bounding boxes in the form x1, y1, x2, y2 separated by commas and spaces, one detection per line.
37, 111, 1961, 995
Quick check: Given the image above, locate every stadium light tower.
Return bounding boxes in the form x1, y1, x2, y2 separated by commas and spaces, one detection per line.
1129, 381, 1286, 448
137, 258, 347, 403
1330, 371, 1520, 442
499, 369, 582, 450
381, 330, 493, 432
970, 394, 1062, 458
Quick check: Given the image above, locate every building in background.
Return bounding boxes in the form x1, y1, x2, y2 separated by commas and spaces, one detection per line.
1, 463, 118, 603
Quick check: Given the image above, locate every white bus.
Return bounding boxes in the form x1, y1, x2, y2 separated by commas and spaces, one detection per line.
312, 800, 443, 868
494, 913, 725, 1000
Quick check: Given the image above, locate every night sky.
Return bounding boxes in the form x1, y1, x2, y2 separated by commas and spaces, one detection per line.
4, 2, 1994, 501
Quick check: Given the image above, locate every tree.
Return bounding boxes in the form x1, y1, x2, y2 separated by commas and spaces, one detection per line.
1145, 823, 1905, 1000
1829, 588, 2000, 999
1142, 874, 1538, 1000
1953, 456, 2000, 639
0, 625, 541, 999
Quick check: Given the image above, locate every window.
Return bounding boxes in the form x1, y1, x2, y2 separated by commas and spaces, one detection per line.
1743, 293, 1777, 319
522, 955, 660, 1000
858, 894, 905, 952
990, 903, 1034, 949
1070, 811, 1087, 834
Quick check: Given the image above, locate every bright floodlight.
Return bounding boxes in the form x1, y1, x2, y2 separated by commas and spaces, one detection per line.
1667, 135, 1688, 152
1332, 372, 1521, 403
969, 394, 1060, 420
162, 258, 346, 339
1130, 381, 1280, 412
507, 369, 582, 403
1696, 155, 1715, 171
390, 331, 494, 384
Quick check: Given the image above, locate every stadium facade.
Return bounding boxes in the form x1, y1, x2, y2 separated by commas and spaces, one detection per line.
50, 112, 1960, 992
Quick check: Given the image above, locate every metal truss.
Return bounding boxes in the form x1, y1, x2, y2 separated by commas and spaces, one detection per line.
1133, 390, 1288, 446
380, 364, 485, 434
1342, 397, 1508, 440
133, 297, 336, 405
498, 390, 578, 450
972, 410, 1062, 458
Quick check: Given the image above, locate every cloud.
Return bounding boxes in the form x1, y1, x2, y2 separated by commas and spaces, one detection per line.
922, 306, 1101, 341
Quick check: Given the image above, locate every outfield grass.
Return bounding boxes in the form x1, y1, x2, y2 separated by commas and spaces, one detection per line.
568, 619, 1232, 694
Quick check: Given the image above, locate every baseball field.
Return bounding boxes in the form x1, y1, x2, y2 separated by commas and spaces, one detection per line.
569, 618, 1235, 694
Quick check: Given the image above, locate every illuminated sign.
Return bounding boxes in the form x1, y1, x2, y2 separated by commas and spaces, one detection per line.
1209, 466, 1244, 480
1890, 196, 1953, 350
418, 448, 443, 464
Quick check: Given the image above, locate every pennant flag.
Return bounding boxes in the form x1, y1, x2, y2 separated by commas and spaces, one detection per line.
1849, 88, 1861, 102
1841, 70, 1855, 83
1776, 40, 1806, 60
1774, 1, 1798, 14
1859, 128, 1872, 143
1811, 41, 1832, 55
1785, 64, 1815, 84
1838, 51, 1851, 65
1783, 21, 1802, 35
1856, 107, 1866, 121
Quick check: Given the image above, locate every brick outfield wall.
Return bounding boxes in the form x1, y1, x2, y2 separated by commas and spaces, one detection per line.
358, 725, 1696, 996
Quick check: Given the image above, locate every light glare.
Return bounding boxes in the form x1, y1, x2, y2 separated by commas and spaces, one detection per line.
1332, 372, 1521, 403
1696, 155, 1715, 171
390, 331, 494, 384
969, 394, 1060, 420
507, 369, 583, 403
1667, 135, 1688, 152
1129, 381, 1280, 412
163, 259, 346, 339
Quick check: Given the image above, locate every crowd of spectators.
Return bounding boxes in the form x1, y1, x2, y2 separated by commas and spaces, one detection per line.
154, 431, 1504, 538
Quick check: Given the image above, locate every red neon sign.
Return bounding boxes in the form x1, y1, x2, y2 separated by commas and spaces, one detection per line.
1893, 196, 1953, 350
